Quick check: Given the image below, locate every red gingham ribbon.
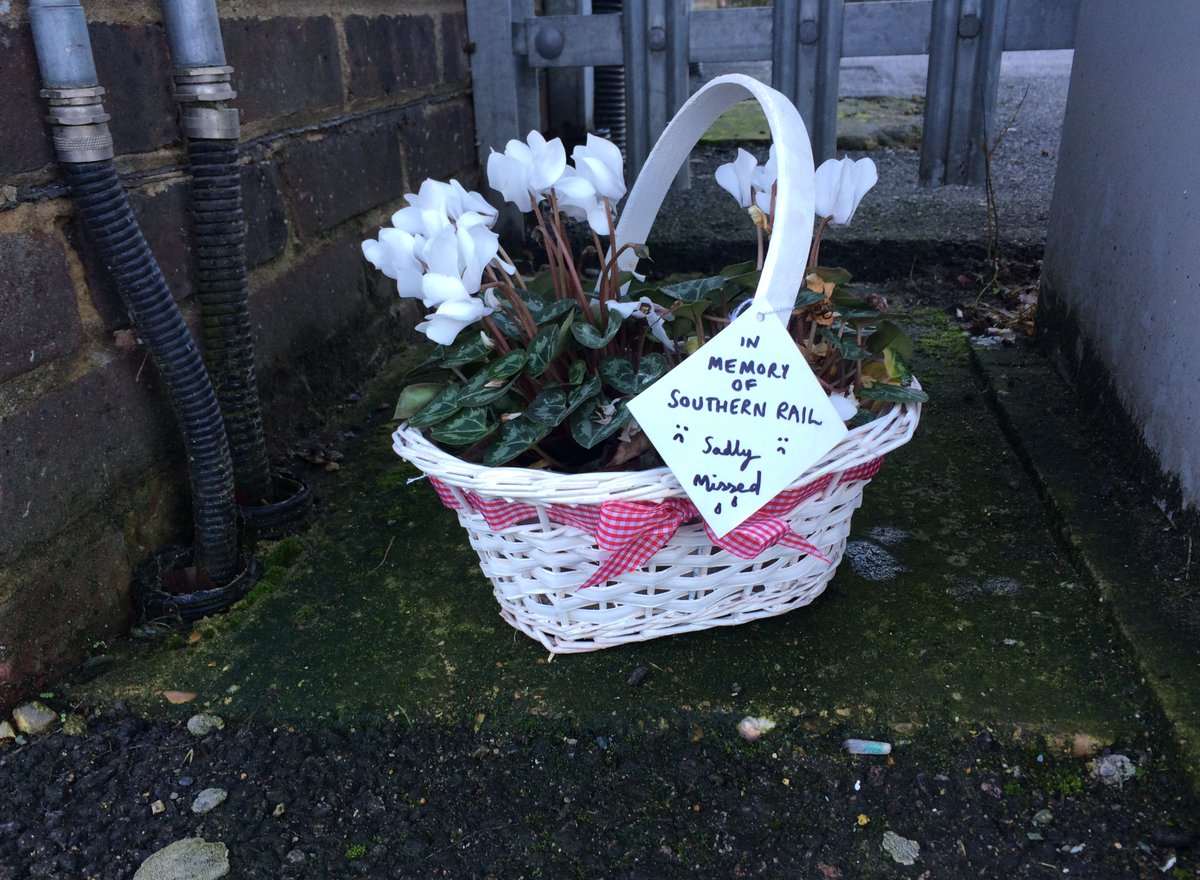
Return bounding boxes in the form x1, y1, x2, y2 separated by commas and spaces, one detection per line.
428, 458, 883, 589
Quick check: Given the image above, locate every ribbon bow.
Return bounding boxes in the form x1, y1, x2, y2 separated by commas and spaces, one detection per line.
427, 458, 882, 590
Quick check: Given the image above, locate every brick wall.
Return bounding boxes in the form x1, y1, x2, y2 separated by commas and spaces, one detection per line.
0, 0, 476, 708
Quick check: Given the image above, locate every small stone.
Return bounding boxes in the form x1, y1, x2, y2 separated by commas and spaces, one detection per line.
61, 714, 87, 737
187, 714, 225, 737
133, 838, 229, 880
284, 849, 305, 866
273, 803, 286, 818
178, 776, 194, 787
12, 702, 57, 736
191, 788, 228, 815
1032, 809, 1054, 827
1092, 754, 1136, 786
626, 666, 650, 687
736, 716, 776, 742
881, 830, 920, 865
151, 800, 166, 815
0, 721, 15, 740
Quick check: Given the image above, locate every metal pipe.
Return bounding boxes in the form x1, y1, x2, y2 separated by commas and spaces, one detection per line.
160, 0, 310, 531
28, 0, 242, 585
160, 0, 227, 68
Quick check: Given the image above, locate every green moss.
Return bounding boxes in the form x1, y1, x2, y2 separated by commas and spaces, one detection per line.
345, 843, 367, 860
264, 536, 305, 569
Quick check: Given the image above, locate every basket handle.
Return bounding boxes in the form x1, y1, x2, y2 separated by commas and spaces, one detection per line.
613, 73, 816, 321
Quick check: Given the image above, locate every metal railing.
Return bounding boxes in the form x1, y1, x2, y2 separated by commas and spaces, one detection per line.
465, 0, 1078, 189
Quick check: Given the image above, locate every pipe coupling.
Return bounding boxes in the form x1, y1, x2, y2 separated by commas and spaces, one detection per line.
173, 65, 240, 139
41, 85, 114, 163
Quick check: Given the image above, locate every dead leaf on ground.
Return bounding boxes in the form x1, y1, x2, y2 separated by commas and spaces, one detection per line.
817, 864, 843, 880
162, 690, 197, 704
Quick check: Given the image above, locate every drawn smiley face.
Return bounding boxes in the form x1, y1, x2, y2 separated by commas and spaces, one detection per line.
776, 436, 790, 455
673, 424, 689, 444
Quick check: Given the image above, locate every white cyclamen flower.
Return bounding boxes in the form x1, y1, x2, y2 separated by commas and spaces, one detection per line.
751, 144, 777, 214
715, 147, 759, 209
553, 169, 609, 235
361, 228, 423, 299
814, 156, 878, 225
486, 131, 567, 212
416, 297, 492, 346
607, 297, 676, 352
570, 133, 625, 202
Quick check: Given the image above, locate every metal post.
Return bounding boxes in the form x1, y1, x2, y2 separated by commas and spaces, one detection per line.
773, 0, 843, 162
666, 0, 691, 188
623, 0, 690, 188
621, 0, 649, 183
920, 0, 1008, 185
466, 0, 530, 239
543, 0, 593, 142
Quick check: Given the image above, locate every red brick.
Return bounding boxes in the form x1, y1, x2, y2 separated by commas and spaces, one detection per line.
0, 26, 55, 174
441, 12, 471, 83
279, 108, 408, 239
0, 356, 178, 561
224, 17, 343, 124
251, 235, 374, 370
405, 99, 477, 184
90, 23, 178, 155
0, 232, 82, 382
344, 14, 438, 101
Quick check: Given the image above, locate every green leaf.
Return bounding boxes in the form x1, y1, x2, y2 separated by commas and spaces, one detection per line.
483, 416, 550, 466
884, 347, 913, 384
599, 354, 667, 394
526, 312, 574, 377
487, 349, 528, 380
794, 288, 826, 308
408, 384, 462, 428
819, 327, 870, 360
572, 310, 622, 349
837, 308, 881, 321
866, 319, 914, 359
490, 306, 525, 341
406, 345, 448, 376
525, 270, 556, 296
860, 383, 928, 404
720, 260, 758, 278
428, 407, 496, 446
520, 292, 577, 325
813, 266, 853, 286
660, 275, 726, 304
526, 386, 568, 426
394, 383, 442, 421
568, 361, 587, 385
441, 334, 493, 368
569, 396, 632, 449
458, 371, 516, 407
847, 408, 879, 429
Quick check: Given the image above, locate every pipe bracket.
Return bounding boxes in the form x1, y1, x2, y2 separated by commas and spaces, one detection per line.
41, 86, 114, 161
179, 105, 241, 140
174, 65, 237, 103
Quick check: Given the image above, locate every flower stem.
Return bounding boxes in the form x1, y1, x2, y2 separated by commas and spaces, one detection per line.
807, 217, 829, 272
482, 316, 510, 354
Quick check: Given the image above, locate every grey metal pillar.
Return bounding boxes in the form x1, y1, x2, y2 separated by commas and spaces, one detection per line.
466, 0, 540, 239
920, 0, 1009, 186
544, 0, 594, 142
773, 0, 844, 162
622, 0, 691, 188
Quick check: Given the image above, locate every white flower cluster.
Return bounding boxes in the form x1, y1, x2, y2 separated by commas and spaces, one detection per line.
361, 180, 513, 345
363, 130, 628, 347
488, 131, 626, 234
716, 150, 878, 226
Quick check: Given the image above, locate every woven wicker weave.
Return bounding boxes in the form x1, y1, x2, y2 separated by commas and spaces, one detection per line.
391, 74, 922, 652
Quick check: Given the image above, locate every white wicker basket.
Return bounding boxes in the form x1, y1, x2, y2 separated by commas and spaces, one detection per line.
391, 74, 922, 652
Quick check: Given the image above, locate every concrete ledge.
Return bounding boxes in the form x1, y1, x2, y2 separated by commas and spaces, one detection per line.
972, 343, 1200, 792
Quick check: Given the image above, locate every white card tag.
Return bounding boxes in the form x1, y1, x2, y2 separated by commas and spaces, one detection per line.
628, 304, 848, 537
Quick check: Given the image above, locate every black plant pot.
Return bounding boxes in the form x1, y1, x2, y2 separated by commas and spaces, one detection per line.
239, 472, 313, 540
136, 545, 262, 624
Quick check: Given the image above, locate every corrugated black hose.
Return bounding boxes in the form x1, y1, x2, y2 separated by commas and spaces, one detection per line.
184, 138, 274, 506
62, 159, 241, 586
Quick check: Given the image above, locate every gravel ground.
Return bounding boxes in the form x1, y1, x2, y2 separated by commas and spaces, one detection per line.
1, 708, 1196, 879
650, 51, 1072, 278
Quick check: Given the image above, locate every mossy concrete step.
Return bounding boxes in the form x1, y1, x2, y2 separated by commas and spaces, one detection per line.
972, 344, 1200, 791
66, 311, 1174, 773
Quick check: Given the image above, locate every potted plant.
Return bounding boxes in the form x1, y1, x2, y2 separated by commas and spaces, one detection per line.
367, 75, 923, 652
